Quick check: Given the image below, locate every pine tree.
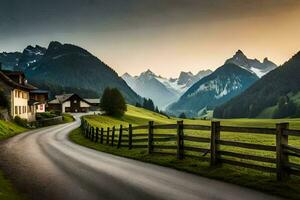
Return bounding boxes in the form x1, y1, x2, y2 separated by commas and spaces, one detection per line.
179, 112, 186, 119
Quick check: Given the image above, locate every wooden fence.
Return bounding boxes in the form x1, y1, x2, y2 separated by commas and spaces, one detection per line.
80, 119, 300, 181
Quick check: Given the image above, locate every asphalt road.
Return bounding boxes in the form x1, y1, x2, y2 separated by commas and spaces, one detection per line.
0, 114, 283, 200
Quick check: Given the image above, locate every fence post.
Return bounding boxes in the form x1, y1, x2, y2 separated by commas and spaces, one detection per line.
128, 124, 133, 149
91, 127, 95, 141
210, 121, 220, 167
100, 128, 104, 144
89, 126, 92, 139
177, 120, 184, 159
276, 123, 289, 181
148, 121, 154, 154
95, 127, 99, 142
106, 127, 110, 144
111, 126, 115, 147
117, 125, 123, 149
85, 124, 88, 138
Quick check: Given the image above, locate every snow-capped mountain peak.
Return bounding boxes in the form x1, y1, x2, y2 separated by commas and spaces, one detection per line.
225, 50, 277, 78
121, 69, 212, 109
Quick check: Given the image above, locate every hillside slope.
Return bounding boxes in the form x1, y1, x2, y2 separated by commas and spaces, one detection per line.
167, 63, 258, 117
214, 51, 300, 118
23, 42, 141, 104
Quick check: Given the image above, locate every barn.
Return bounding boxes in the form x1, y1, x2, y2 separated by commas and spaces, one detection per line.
48, 94, 99, 113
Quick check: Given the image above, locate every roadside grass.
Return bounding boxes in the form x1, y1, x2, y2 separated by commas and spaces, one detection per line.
0, 120, 28, 140
69, 105, 300, 199
0, 120, 28, 200
63, 113, 75, 123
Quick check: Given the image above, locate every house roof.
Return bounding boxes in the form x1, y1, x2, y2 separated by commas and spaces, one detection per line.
30, 89, 47, 94
0, 70, 35, 91
48, 99, 60, 104
55, 94, 74, 103
49, 93, 93, 105
84, 99, 100, 104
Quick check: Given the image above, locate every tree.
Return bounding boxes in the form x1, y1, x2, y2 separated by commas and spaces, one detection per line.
273, 96, 297, 118
100, 88, 127, 117
135, 102, 141, 107
142, 98, 155, 111
155, 106, 159, 113
179, 112, 186, 119
0, 90, 8, 109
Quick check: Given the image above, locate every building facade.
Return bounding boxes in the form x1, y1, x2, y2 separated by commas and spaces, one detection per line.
0, 65, 48, 122
48, 94, 100, 113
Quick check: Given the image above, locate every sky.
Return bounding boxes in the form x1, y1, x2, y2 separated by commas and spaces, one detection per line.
1, 0, 300, 78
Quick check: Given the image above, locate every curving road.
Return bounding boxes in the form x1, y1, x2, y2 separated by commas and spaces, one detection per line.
0, 114, 283, 200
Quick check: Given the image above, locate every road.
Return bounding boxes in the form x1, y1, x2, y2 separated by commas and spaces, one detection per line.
0, 114, 283, 200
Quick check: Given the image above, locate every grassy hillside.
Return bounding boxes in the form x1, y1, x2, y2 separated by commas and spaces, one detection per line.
0, 120, 28, 140
70, 105, 300, 199
0, 120, 28, 200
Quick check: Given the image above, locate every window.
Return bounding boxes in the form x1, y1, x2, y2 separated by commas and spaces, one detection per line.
74, 100, 77, 103
19, 106, 21, 114
24, 106, 26, 113
15, 106, 18, 114
18, 91, 21, 98
15, 90, 18, 98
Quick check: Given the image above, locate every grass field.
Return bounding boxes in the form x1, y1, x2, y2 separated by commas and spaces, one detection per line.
70, 105, 300, 199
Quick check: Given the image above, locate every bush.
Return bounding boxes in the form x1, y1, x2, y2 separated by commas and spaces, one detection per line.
179, 112, 186, 119
36, 112, 58, 120
100, 88, 127, 117
14, 116, 28, 127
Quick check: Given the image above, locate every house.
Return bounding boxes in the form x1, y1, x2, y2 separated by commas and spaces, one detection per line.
48, 93, 100, 113
30, 90, 49, 113
0, 64, 48, 122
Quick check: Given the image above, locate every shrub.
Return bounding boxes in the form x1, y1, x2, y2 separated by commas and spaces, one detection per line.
179, 112, 187, 119
14, 116, 28, 127
100, 87, 127, 117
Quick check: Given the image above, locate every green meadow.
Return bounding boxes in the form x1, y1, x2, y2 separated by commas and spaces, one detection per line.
70, 104, 300, 199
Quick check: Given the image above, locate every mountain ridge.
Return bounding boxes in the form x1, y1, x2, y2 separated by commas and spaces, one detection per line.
167, 63, 259, 117
214, 51, 300, 118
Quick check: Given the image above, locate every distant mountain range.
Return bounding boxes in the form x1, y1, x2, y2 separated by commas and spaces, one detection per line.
214, 51, 300, 119
167, 63, 259, 117
167, 50, 277, 117
225, 50, 277, 78
122, 69, 212, 109
1, 44, 282, 116
0, 42, 142, 104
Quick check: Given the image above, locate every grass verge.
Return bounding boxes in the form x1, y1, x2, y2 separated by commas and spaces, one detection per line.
0, 120, 28, 200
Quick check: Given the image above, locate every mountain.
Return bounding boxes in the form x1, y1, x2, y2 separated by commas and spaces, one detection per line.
225, 50, 277, 78
0, 41, 141, 104
214, 52, 300, 119
0, 45, 46, 71
122, 69, 212, 109
16, 45, 46, 71
167, 63, 259, 117
0, 52, 22, 70
122, 70, 180, 109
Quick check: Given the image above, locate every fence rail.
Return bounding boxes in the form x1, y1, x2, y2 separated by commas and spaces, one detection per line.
80, 119, 300, 181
